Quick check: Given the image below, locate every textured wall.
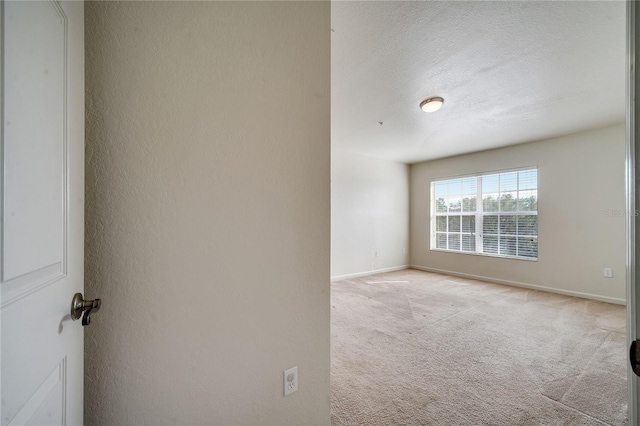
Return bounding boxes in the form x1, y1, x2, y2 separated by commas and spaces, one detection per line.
84, 2, 330, 424
411, 125, 626, 303
331, 151, 409, 279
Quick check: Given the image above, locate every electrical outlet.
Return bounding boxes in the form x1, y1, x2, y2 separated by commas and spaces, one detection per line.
284, 366, 298, 396
604, 268, 613, 278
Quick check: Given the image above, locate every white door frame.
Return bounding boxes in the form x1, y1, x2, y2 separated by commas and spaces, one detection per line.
627, 1, 639, 425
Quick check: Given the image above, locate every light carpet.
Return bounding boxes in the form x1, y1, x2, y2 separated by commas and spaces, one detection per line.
331, 269, 627, 425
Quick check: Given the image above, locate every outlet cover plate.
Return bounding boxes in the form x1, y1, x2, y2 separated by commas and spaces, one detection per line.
604, 268, 613, 278
284, 366, 298, 396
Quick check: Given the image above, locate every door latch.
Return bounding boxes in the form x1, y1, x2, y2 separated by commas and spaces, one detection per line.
71, 293, 101, 326
631, 340, 640, 376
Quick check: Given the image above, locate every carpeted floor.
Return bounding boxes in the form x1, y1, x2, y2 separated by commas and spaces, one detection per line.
331, 269, 627, 426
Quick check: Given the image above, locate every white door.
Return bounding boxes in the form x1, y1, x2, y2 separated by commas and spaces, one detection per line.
1, 1, 85, 424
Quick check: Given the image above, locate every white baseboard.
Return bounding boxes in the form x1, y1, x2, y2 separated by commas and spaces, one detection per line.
331, 265, 409, 282
410, 265, 626, 305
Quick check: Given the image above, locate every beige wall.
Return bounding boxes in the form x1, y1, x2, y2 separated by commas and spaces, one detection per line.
410, 125, 626, 303
331, 151, 409, 279
84, 2, 330, 424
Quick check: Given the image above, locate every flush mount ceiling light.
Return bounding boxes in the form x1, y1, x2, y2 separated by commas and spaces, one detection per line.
420, 96, 444, 113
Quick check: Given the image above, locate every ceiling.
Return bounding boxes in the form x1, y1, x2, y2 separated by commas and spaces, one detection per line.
331, 1, 626, 164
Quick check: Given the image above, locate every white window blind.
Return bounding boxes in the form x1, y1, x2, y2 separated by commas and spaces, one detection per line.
431, 168, 537, 260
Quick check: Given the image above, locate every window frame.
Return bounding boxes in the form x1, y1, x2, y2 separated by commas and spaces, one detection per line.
430, 166, 538, 261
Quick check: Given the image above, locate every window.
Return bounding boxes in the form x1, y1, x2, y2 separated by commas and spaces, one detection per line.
431, 168, 537, 260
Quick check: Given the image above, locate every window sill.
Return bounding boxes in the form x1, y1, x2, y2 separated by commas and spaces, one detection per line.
429, 248, 538, 262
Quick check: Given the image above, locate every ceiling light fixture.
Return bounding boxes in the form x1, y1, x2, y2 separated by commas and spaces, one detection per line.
420, 96, 444, 113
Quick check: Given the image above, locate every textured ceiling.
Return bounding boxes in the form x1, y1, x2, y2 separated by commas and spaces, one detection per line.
331, 1, 626, 164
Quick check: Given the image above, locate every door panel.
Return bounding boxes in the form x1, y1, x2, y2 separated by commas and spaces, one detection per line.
23, 361, 66, 426
3, 0, 65, 285
2, 0, 66, 307
1, 1, 84, 425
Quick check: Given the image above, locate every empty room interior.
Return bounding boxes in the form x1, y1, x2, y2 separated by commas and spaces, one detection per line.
5, 1, 631, 425
331, 2, 627, 425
